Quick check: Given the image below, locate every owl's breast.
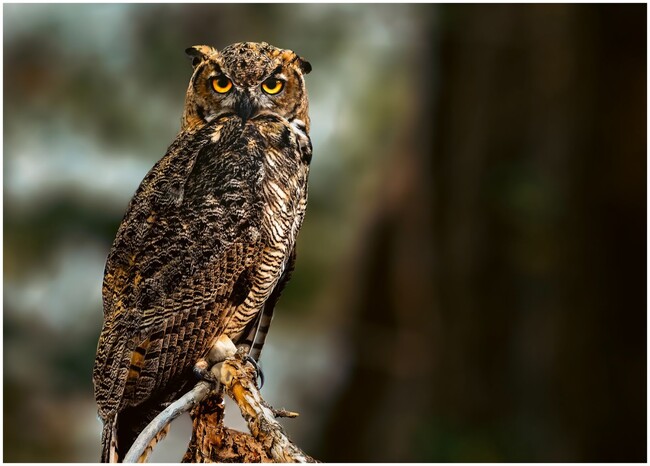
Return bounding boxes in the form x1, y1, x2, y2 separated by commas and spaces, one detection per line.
221, 116, 310, 338
247, 117, 309, 250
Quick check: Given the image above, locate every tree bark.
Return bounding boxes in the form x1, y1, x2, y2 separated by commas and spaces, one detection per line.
182, 393, 273, 463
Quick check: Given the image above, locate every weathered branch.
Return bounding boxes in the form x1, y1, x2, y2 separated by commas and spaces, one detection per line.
182, 392, 273, 463
217, 349, 315, 463
123, 335, 315, 463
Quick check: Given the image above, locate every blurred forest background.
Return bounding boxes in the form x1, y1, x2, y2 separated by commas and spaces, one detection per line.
3, 3, 646, 462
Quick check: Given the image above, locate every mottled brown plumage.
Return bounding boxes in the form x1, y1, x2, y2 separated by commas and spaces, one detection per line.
93, 42, 312, 462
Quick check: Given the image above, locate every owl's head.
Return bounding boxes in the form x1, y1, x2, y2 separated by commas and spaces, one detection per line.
181, 42, 311, 132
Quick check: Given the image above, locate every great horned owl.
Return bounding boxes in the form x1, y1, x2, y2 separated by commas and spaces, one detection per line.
93, 42, 312, 462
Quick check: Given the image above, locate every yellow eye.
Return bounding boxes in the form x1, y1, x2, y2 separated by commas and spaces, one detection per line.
261, 78, 284, 95
212, 76, 232, 94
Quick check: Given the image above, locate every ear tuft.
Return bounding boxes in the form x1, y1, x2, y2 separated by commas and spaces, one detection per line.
298, 57, 312, 75
185, 45, 216, 68
282, 49, 312, 75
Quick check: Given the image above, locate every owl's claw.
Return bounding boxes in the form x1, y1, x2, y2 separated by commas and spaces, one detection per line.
193, 359, 218, 384
244, 355, 265, 389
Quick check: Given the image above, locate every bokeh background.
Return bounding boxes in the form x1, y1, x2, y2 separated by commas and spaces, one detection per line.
3, 3, 646, 462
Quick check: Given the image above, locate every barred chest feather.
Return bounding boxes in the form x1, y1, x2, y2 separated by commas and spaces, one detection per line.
219, 115, 310, 340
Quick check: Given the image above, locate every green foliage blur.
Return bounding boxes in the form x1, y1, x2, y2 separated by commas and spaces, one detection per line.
3, 3, 646, 462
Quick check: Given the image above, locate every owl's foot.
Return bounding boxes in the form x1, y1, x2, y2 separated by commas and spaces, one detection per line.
193, 335, 240, 383
244, 354, 265, 389
193, 359, 219, 383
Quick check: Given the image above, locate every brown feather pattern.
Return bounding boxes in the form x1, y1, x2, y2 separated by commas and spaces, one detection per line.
93, 42, 312, 462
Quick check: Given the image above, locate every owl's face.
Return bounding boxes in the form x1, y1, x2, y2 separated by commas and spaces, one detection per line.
182, 42, 311, 132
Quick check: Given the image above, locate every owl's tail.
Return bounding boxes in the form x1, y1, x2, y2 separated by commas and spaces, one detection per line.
100, 402, 170, 463
100, 415, 118, 463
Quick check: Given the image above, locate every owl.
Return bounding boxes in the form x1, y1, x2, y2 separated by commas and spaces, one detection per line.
92, 42, 312, 462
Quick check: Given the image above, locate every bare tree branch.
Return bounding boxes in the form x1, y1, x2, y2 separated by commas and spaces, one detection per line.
123, 335, 315, 463
217, 349, 316, 463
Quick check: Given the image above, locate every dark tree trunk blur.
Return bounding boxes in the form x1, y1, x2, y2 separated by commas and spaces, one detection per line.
320, 4, 645, 462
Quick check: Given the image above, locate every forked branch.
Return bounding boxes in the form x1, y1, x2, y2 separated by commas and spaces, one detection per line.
123, 335, 315, 463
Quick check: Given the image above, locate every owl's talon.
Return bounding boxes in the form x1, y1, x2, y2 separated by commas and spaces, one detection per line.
244, 355, 265, 389
193, 360, 218, 383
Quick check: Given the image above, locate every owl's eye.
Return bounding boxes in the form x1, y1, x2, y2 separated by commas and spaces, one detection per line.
261, 78, 284, 95
211, 76, 233, 94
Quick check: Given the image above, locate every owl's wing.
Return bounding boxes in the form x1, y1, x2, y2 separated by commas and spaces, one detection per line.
95, 237, 260, 462
93, 120, 262, 418
94, 240, 260, 412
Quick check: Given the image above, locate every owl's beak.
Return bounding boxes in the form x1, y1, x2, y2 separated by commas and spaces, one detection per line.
235, 93, 256, 122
